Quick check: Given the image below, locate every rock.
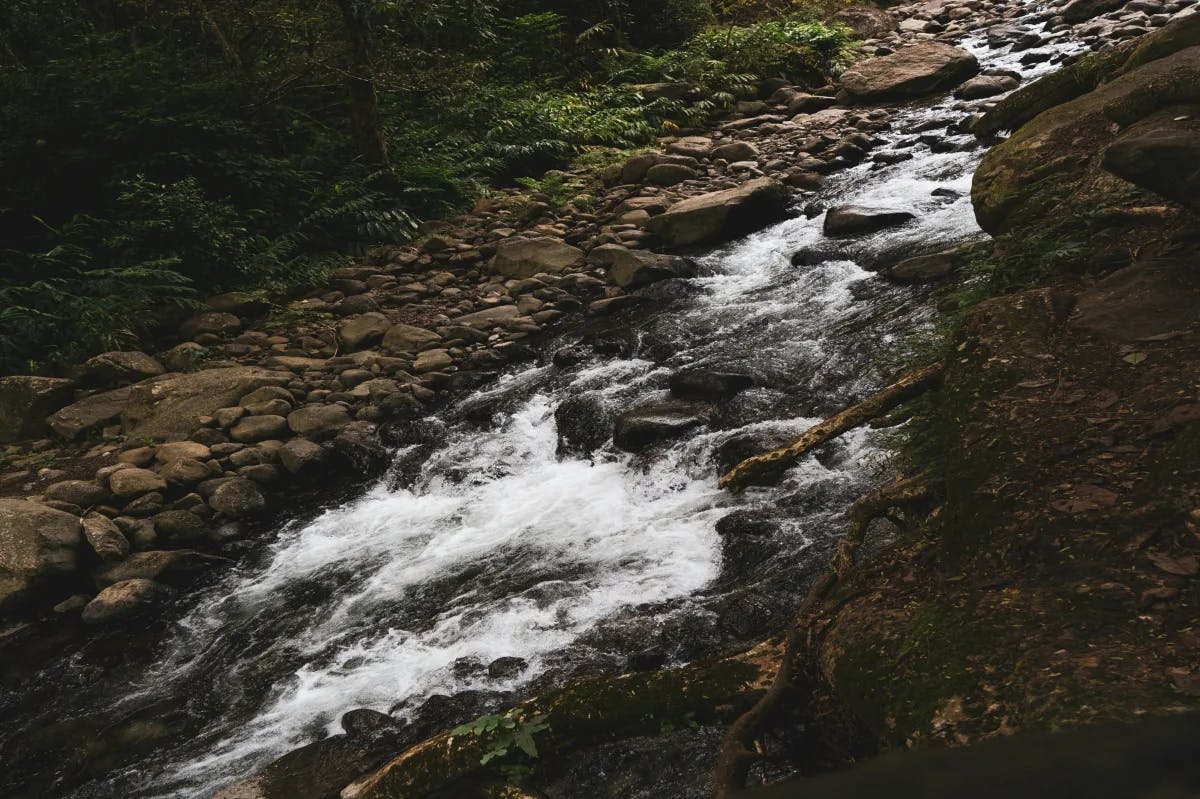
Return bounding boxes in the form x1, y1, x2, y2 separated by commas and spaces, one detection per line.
162, 341, 209, 372
160, 457, 212, 485
81, 351, 165, 387
285, 405, 350, 436
1063, 0, 1126, 23
712, 141, 760, 162
667, 136, 713, 159
645, 177, 790, 249
279, 438, 327, 475
180, 311, 241, 340
0, 376, 74, 443
152, 510, 214, 546
155, 441, 212, 463
491, 237, 586, 279
81, 578, 173, 624
382, 324, 441, 354
93, 549, 229, 589
555, 393, 614, 456
208, 478, 266, 518
645, 163, 698, 186
887, 250, 963, 283
122, 367, 289, 440
339, 313, 393, 350
230, 415, 290, 443
592, 247, 698, 289
1102, 128, 1200, 213
824, 206, 916, 236
48, 386, 134, 440
613, 402, 714, 452
955, 75, 1020, 99
332, 422, 389, 477
44, 480, 109, 508
108, 468, 168, 499
785, 93, 838, 116
211, 730, 402, 799
413, 349, 453, 373
81, 512, 130, 562
668, 370, 754, 402
834, 5, 898, 38
451, 305, 522, 329
618, 153, 661, 184
839, 42, 979, 101
487, 656, 528, 680
0, 499, 83, 578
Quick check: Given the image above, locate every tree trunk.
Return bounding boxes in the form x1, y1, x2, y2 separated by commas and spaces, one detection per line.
332, 0, 388, 166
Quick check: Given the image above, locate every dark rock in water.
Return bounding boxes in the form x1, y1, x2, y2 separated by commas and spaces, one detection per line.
954, 74, 1020, 99
613, 401, 714, 452
627, 648, 670, 672
552, 345, 591, 369
713, 432, 780, 474
555, 393, 614, 457
340, 708, 408, 741
1102, 128, 1200, 213
668, 370, 755, 403
1062, 0, 1126, 23
487, 656, 528, 680
332, 421, 389, 477
824, 206, 916, 236
211, 731, 399, 799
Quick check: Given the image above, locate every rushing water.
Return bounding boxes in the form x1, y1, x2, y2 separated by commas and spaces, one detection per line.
1, 11, 1097, 798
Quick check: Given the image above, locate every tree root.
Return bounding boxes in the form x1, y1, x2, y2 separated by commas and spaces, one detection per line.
342, 647, 782, 799
719, 364, 943, 493
713, 474, 934, 799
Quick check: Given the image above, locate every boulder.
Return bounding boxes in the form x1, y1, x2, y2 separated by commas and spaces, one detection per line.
152, 510, 214, 546
81, 578, 173, 625
490, 238, 586, 279
339, 313, 393, 350
332, 422, 389, 477
288, 404, 352, 438
382, 324, 441, 354
824, 206, 916, 236
121, 367, 289, 440
180, 311, 241, 340
645, 163, 698, 186
209, 478, 266, 518
48, 386, 134, 440
155, 441, 212, 463
1102, 128, 1200, 213
955, 75, 1020, 99
591, 247, 698, 289
555, 393, 614, 456
668, 370, 755, 402
887, 250, 963, 283
1063, 0, 1127, 23
839, 43, 979, 101
711, 141, 760, 162
0, 376, 74, 443
0, 499, 83, 578
451, 306, 522, 329
645, 177, 790, 249
44, 480, 109, 508
108, 468, 168, 500
279, 438, 328, 475
613, 402, 714, 452
81, 512, 130, 562
81, 351, 165, 387
833, 5, 898, 38
93, 549, 229, 589
230, 415, 290, 443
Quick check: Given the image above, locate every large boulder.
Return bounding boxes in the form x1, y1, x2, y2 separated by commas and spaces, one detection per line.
121, 367, 289, 440
645, 178, 790, 249
613, 402, 715, 452
80, 351, 165, 387
490, 237, 586, 279
47, 386, 134, 440
0, 499, 83, 578
1102, 128, 1200, 214
0, 376, 74, 443
839, 42, 979, 101
972, 35, 1200, 238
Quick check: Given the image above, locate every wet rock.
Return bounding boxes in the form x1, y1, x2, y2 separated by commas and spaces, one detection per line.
287, 404, 352, 439
0, 376, 74, 443
491, 237, 586, 279
44, 480, 109, 508
122, 367, 289, 440
208, 478, 266, 518
80, 351, 165, 387
93, 549, 229, 589
211, 732, 399, 799
714, 510, 779, 585
555, 393, 614, 456
839, 42, 979, 101
613, 401, 714, 452
394, 689, 515, 743
668, 370, 754, 402
108, 468, 167, 500
646, 177, 789, 249
0, 499, 83, 579
824, 206, 916, 236
81, 512, 130, 562
332, 422, 389, 477
81, 578, 173, 625
955, 74, 1020, 99
487, 656, 528, 680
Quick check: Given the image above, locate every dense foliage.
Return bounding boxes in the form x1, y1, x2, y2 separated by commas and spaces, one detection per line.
0, 0, 851, 373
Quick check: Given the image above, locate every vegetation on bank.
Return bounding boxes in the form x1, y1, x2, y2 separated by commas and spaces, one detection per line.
0, 0, 852, 374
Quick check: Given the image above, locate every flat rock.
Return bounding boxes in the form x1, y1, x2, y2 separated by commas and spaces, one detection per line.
81, 578, 173, 624
121, 367, 289, 441
48, 385, 135, 440
382, 324, 441, 354
491, 237, 585, 279
645, 177, 789, 249
839, 42, 979, 101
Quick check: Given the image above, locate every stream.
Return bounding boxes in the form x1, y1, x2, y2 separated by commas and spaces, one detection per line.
1, 12, 1090, 798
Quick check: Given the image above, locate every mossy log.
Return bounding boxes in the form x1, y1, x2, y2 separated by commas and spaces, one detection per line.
341, 646, 781, 799
719, 364, 943, 492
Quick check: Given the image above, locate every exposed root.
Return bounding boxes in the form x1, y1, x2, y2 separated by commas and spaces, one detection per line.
713, 474, 934, 799
719, 364, 943, 492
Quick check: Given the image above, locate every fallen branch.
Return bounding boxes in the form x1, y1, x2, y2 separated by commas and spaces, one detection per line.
342, 647, 781, 799
719, 364, 944, 492
714, 474, 934, 799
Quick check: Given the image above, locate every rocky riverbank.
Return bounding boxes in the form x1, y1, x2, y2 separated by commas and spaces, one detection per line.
2, 0, 1199, 797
